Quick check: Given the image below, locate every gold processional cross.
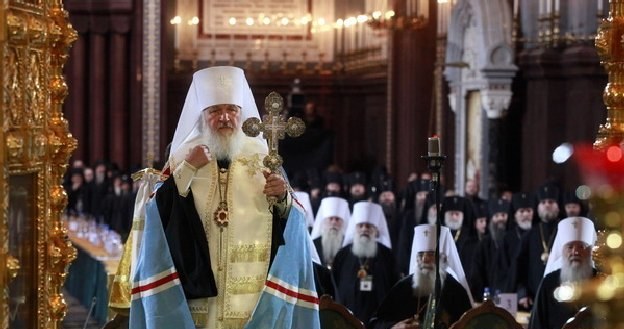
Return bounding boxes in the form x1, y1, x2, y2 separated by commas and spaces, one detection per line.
242, 91, 305, 206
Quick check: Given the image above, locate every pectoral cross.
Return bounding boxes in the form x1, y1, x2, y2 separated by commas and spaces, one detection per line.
242, 91, 305, 204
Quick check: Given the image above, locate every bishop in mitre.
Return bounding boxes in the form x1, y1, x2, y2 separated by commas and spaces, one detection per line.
138, 66, 318, 328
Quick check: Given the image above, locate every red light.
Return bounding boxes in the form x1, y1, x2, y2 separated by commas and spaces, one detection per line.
606, 146, 622, 162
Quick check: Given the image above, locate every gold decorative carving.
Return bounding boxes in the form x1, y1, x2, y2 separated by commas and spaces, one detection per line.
6, 255, 20, 281
0, 2, 77, 328
594, 2, 624, 148
6, 133, 24, 161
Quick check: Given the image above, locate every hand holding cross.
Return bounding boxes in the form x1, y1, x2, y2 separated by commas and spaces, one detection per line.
242, 91, 305, 206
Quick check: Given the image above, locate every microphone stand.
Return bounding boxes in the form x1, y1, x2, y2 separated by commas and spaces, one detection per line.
421, 137, 446, 329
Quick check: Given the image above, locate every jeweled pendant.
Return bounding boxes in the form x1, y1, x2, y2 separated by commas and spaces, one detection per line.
214, 204, 229, 227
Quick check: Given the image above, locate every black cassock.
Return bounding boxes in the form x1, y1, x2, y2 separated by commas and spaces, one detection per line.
500, 227, 530, 292
396, 209, 419, 275
469, 235, 510, 301
154, 176, 287, 299
529, 269, 596, 329
332, 242, 399, 324
513, 221, 557, 303
313, 237, 327, 267
368, 273, 472, 329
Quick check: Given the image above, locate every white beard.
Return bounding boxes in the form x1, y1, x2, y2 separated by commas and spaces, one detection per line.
200, 122, 244, 161
352, 235, 378, 258
560, 257, 593, 283
427, 213, 437, 225
516, 220, 532, 230
412, 266, 447, 297
321, 229, 344, 265
444, 213, 464, 231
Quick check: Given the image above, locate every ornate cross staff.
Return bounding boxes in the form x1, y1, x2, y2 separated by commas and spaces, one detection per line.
242, 91, 306, 205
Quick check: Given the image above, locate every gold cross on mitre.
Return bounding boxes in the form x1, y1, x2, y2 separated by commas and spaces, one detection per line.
571, 219, 579, 229
423, 229, 430, 237
242, 92, 305, 204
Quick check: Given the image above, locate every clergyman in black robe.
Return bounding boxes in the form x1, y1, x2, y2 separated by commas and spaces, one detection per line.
513, 183, 561, 310
370, 224, 472, 329
469, 198, 512, 300
332, 202, 399, 324
529, 217, 597, 329
368, 272, 471, 329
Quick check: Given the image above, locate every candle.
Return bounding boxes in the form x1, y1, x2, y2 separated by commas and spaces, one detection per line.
428, 136, 441, 156
513, 0, 518, 17
554, 0, 559, 13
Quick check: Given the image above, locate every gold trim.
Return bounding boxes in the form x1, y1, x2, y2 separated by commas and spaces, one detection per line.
225, 275, 265, 295
228, 244, 270, 263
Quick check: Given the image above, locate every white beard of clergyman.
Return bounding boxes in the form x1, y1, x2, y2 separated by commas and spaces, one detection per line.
427, 207, 437, 225
352, 234, 377, 258
199, 119, 244, 161
412, 261, 447, 297
560, 256, 593, 283
516, 217, 532, 231
321, 227, 344, 265
444, 212, 463, 231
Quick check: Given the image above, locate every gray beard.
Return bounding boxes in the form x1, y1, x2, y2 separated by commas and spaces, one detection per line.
200, 124, 244, 161
95, 174, 106, 184
538, 208, 559, 222
321, 230, 344, 265
412, 267, 447, 297
560, 258, 593, 283
352, 235, 378, 258
489, 222, 506, 242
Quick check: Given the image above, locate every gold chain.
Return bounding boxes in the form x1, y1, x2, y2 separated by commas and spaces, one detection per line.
213, 168, 230, 227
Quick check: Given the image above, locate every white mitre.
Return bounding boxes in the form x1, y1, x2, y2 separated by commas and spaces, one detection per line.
342, 201, 391, 249
544, 216, 596, 277
310, 196, 351, 240
408, 224, 474, 304
167, 66, 266, 169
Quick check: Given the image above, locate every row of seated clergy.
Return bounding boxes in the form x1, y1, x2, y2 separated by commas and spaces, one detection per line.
318, 291, 591, 329
366, 217, 598, 329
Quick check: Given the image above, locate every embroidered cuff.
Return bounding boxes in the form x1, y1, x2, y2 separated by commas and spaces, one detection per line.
274, 192, 292, 219
173, 160, 197, 197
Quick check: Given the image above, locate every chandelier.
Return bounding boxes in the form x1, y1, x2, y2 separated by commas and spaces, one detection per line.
367, 0, 429, 30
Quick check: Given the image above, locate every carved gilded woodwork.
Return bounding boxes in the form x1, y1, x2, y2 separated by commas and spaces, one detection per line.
594, 1, 624, 149
0, 1, 77, 328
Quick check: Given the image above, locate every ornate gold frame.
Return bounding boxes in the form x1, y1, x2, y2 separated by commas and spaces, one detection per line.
0, 1, 77, 328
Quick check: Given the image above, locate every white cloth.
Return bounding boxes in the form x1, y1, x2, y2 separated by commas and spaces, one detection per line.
294, 191, 315, 228
408, 224, 474, 305
310, 197, 351, 240
544, 216, 596, 277
342, 201, 391, 249
168, 66, 266, 169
